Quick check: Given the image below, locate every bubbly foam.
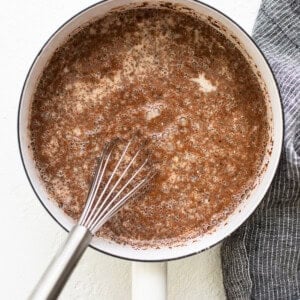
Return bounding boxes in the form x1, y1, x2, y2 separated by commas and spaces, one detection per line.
30, 8, 268, 247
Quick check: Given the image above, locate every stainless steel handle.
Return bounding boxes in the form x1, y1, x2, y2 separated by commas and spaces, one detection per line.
29, 225, 93, 300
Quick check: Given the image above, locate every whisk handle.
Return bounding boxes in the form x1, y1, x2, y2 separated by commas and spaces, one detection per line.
29, 225, 92, 300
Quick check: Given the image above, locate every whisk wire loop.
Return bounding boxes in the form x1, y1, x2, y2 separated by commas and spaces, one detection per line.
79, 138, 153, 234
79, 141, 114, 225
89, 157, 151, 233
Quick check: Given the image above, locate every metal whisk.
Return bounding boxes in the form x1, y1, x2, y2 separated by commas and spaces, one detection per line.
30, 138, 154, 300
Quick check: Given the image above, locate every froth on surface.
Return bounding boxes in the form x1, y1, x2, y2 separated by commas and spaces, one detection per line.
30, 8, 268, 247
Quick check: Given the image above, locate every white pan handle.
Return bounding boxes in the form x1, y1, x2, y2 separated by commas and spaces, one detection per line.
131, 262, 167, 300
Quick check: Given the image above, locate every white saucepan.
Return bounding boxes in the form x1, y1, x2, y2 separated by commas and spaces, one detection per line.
18, 0, 283, 299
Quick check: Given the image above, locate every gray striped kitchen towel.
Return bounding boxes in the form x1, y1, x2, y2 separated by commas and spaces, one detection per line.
221, 0, 300, 299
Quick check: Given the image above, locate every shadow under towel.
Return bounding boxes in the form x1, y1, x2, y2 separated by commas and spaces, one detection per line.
221, 0, 300, 299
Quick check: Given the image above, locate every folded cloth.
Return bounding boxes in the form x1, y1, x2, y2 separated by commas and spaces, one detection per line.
221, 0, 300, 299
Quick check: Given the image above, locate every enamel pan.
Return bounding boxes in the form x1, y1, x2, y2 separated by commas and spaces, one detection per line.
18, 0, 283, 262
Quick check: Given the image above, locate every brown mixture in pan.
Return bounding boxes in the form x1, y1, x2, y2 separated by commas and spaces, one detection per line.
30, 8, 268, 246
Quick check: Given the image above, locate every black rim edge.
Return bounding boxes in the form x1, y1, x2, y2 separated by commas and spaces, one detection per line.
17, 0, 284, 263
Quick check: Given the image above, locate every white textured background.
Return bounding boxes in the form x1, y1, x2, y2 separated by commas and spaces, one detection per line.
0, 0, 260, 299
